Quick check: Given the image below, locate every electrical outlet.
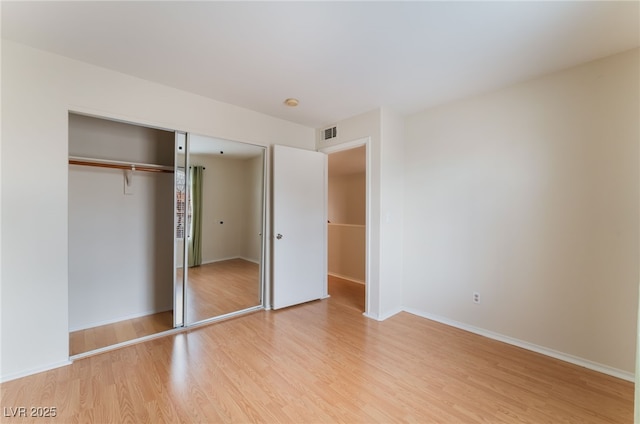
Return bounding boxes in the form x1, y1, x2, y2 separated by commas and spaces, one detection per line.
473, 292, 481, 304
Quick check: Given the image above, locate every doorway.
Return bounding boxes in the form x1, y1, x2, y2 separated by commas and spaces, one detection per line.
323, 140, 369, 314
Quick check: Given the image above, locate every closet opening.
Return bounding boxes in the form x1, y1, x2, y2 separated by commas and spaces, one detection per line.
68, 114, 267, 358
325, 142, 368, 313
68, 113, 176, 356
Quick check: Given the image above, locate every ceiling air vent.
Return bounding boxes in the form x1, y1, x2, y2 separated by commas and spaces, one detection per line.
322, 126, 337, 141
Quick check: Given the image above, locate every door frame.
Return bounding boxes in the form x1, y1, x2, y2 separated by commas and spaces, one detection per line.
319, 137, 371, 316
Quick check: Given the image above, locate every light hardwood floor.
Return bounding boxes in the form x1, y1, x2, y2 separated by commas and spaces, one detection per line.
328, 274, 365, 312
4, 278, 633, 423
70, 259, 260, 356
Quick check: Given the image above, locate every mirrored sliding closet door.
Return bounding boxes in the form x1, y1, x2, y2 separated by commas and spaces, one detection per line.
182, 133, 266, 325
68, 115, 266, 357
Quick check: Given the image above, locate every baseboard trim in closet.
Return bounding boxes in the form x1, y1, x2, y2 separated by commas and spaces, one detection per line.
69, 306, 174, 332
328, 272, 365, 285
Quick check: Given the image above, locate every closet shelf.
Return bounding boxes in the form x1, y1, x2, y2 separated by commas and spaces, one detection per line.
69, 156, 174, 174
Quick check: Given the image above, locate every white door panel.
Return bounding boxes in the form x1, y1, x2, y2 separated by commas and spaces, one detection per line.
273, 145, 326, 309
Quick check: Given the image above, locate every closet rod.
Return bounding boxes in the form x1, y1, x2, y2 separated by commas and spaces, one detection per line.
69, 156, 174, 174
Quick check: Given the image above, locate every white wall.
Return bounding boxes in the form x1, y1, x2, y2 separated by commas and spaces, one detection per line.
190, 153, 263, 264
328, 173, 366, 225
242, 155, 265, 263
328, 225, 366, 283
191, 154, 244, 263
379, 107, 405, 316
0, 40, 314, 381
404, 48, 639, 375
68, 114, 174, 331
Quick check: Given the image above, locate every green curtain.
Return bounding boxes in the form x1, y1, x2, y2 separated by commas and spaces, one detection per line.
188, 166, 204, 267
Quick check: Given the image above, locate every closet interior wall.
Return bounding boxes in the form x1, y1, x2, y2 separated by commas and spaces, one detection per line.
68, 113, 175, 332
327, 169, 366, 284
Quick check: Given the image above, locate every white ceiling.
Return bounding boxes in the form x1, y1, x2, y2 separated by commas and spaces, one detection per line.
2, 1, 638, 128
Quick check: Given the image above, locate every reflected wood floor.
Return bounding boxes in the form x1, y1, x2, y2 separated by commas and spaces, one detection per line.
4, 278, 633, 423
186, 258, 260, 323
70, 259, 260, 356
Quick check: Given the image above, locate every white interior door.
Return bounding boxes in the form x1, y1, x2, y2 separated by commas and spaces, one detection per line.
273, 145, 326, 309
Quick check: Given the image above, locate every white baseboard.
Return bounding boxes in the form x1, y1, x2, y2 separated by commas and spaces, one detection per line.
328, 272, 365, 285
363, 312, 380, 320
200, 256, 239, 265
69, 306, 173, 332
0, 360, 72, 383
363, 306, 403, 321
403, 307, 634, 382
379, 307, 404, 321
239, 256, 260, 265
201, 256, 260, 265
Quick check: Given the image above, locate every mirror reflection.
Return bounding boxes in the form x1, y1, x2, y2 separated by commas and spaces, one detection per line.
179, 134, 265, 324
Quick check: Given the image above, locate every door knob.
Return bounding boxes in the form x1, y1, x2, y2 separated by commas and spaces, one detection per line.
276, 233, 283, 240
